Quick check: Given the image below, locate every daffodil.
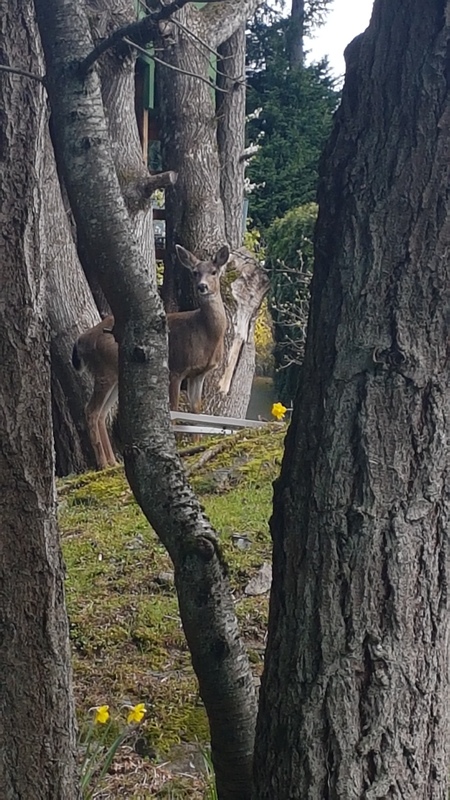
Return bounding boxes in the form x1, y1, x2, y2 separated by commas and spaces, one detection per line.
94, 704, 110, 725
127, 702, 147, 725
271, 402, 287, 421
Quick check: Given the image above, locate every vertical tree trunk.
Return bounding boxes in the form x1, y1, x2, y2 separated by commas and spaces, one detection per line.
287, 0, 304, 68
157, 6, 268, 418
0, 1, 79, 796
253, 1, 450, 797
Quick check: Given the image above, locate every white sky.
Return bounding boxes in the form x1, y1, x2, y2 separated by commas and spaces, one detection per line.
305, 0, 375, 80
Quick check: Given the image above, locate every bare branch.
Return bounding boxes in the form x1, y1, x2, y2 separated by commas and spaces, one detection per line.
0, 64, 44, 82
124, 36, 230, 93
78, 0, 193, 77
200, 0, 262, 49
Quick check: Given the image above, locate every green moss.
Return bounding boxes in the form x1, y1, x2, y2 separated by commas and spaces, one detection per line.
59, 425, 285, 789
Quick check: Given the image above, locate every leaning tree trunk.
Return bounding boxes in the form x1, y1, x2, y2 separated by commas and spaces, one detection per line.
253, 1, 450, 797
47, 0, 173, 476
0, 1, 79, 796
157, 2, 267, 418
36, 1, 259, 797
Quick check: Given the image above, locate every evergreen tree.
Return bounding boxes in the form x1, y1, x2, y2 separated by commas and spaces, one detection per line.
246, 35, 338, 231
266, 203, 317, 404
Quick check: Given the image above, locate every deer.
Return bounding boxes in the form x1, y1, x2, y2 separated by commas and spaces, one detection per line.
72, 244, 229, 469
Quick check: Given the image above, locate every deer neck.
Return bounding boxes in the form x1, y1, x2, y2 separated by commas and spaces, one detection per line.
197, 294, 227, 337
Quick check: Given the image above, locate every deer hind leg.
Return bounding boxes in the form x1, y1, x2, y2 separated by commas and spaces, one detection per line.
98, 383, 118, 468
169, 374, 182, 411
186, 374, 206, 415
86, 379, 117, 470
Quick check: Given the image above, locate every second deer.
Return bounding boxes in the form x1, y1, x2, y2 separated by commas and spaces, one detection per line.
72, 244, 229, 469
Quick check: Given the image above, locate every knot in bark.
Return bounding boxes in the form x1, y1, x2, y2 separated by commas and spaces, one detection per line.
194, 534, 217, 562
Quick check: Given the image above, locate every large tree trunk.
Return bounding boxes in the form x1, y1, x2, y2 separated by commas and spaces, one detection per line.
35, 1, 258, 797
253, 1, 450, 797
0, 1, 79, 796
158, 3, 267, 418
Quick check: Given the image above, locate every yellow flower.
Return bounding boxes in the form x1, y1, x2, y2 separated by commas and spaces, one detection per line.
271, 402, 287, 421
127, 703, 146, 725
94, 705, 110, 725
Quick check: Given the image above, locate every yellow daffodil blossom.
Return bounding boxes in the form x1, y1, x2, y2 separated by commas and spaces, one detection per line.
94, 705, 110, 725
271, 402, 287, 421
127, 702, 147, 725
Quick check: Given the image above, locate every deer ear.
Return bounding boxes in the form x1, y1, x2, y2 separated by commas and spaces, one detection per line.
213, 245, 229, 270
175, 244, 198, 270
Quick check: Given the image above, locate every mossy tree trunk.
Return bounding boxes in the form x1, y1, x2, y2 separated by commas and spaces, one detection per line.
253, 1, 450, 797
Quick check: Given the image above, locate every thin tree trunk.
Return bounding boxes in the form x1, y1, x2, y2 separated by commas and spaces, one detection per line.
44, 130, 101, 474
253, 1, 450, 797
287, 0, 304, 68
0, 1, 79, 795
35, 2, 257, 797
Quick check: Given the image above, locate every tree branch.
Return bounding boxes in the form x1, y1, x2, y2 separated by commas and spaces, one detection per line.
200, 0, 261, 49
124, 36, 231, 93
78, 0, 193, 76
0, 63, 44, 82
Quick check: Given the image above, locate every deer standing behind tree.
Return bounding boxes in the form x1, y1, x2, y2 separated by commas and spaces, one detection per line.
72, 244, 229, 469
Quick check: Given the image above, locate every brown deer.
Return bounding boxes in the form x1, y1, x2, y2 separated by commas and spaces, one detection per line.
72, 244, 229, 469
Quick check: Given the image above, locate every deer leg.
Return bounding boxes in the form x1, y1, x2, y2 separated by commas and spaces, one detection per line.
186, 375, 206, 443
169, 374, 182, 411
86, 379, 115, 470
186, 375, 206, 415
98, 383, 118, 467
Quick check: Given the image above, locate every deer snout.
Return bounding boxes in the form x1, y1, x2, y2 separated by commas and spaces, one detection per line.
197, 282, 210, 295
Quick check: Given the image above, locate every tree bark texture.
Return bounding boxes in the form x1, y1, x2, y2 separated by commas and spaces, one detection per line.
157, 4, 268, 418
217, 24, 247, 250
44, 129, 101, 475
0, 2, 79, 796
253, 1, 450, 798
34, 1, 258, 797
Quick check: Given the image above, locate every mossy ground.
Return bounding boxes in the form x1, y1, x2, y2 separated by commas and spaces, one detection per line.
59, 425, 285, 798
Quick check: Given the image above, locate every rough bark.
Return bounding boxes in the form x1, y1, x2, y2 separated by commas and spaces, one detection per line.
87, 0, 157, 284
44, 129, 101, 475
157, 4, 267, 418
35, 1, 257, 798
253, 1, 450, 798
217, 25, 246, 250
0, 1, 79, 796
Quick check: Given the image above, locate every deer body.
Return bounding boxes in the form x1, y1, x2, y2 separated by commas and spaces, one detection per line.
72, 245, 229, 469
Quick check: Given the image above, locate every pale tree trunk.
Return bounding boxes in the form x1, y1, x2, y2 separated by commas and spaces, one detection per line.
0, 0, 79, 796
158, 1, 268, 418
35, 1, 258, 798
87, 0, 158, 285
253, 1, 450, 797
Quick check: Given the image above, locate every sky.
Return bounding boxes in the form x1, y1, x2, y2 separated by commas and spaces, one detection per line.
305, 0, 375, 80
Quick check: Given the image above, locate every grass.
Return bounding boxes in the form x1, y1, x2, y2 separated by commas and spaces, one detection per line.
59, 424, 284, 798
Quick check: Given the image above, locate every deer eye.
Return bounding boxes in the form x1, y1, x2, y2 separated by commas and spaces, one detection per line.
192, 269, 199, 277
211, 269, 217, 276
